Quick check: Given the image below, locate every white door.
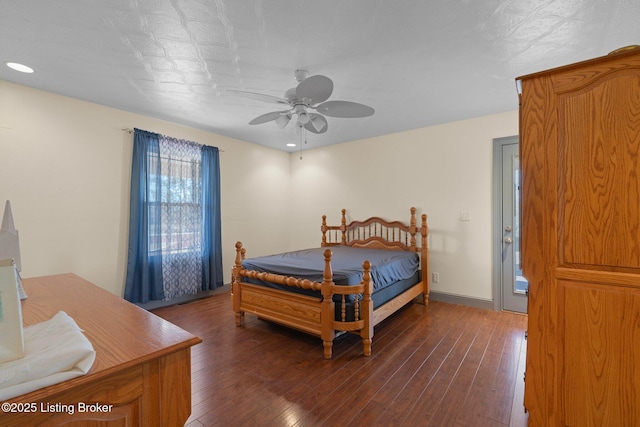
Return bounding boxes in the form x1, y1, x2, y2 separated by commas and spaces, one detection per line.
493, 137, 528, 313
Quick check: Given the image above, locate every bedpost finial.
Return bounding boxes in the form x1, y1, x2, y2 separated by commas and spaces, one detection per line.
322, 249, 333, 286
421, 214, 428, 248
362, 260, 372, 296
235, 241, 244, 266
340, 209, 347, 244
321, 215, 328, 246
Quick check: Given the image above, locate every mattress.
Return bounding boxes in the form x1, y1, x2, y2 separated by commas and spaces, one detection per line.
241, 246, 421, 312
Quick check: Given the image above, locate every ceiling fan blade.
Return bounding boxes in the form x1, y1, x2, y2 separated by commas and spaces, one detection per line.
304, 113, 328, 134
227, 89, 289, 105
249, 111, 288, 125
314, 100, 375, 118
296, 75, 333, 104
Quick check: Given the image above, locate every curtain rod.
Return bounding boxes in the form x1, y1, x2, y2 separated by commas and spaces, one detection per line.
122, 128, 224, 152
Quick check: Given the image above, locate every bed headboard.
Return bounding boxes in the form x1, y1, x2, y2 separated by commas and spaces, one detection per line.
321, 207, 428, 253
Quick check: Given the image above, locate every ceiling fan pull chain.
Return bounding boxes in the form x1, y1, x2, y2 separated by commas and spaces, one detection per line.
299, 128, 303, 160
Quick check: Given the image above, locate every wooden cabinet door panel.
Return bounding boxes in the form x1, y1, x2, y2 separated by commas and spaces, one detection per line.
558, 72, 640, 269
559, 280, 640, 427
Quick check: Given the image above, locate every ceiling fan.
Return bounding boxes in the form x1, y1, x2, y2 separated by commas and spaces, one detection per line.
228, 69, 375, 134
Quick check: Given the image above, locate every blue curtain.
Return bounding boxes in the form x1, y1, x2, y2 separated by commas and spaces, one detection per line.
201, 145, 224, 291
124, 129, 164, 303
124, 129, 223, 303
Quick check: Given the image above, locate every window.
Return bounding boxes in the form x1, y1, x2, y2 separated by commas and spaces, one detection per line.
149, 142, 203, 255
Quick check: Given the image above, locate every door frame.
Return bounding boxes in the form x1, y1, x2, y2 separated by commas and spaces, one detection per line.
492, 135, 520, 311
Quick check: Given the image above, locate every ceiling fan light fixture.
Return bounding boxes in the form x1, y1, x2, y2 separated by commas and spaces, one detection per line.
297, 112, 310, 125
310, 116, 327, 132
275, 113, 291, 128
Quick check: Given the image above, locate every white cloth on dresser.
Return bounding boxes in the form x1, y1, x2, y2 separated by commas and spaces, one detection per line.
0, 311, 96, 401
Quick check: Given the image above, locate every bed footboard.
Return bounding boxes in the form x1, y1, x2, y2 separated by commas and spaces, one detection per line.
232, 241, 374, 359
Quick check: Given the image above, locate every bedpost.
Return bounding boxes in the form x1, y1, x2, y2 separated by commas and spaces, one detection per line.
321, 215, 328, 247
232, 241, 245, 326
321, 249, 335, 359
421, 214, 430, 304
360, 260, 374, 357
409, 207, 417, 250
340, 209, 347, 245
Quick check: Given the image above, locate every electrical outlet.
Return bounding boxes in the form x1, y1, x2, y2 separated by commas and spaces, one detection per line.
432, 272, 439, 283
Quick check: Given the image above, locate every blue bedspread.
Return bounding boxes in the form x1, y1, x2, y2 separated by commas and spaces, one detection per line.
242, 246, 419, 292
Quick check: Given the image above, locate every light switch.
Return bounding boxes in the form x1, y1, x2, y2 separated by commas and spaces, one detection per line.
460, 211, 471, 221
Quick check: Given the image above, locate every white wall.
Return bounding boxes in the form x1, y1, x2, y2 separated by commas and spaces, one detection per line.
0, 80, 291, 296
289, 111, 519, 301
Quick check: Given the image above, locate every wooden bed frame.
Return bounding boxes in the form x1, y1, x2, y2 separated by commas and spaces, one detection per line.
231, 207, 429, 359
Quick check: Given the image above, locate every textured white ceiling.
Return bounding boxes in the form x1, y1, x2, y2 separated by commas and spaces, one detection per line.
1, 0, 638, 152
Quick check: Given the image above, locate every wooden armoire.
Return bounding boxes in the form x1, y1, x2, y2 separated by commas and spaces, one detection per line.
517, 46, 640, 426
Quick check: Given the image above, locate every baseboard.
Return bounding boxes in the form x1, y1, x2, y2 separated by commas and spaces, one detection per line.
429, 291, 494, 311
137, 285, 229, 310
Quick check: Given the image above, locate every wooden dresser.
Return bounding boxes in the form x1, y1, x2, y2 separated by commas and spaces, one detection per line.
517, 47, 640, 426
1, 273, 201, 426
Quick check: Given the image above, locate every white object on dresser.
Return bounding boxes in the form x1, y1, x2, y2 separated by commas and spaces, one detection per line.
0, 258, 24, 364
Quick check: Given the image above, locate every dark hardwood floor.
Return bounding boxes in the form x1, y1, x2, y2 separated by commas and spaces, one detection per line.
153, 290, 528, 427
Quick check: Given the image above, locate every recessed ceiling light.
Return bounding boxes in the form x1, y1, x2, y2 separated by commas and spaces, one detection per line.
6, 62, 34, 73
286, 143, 296, 147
